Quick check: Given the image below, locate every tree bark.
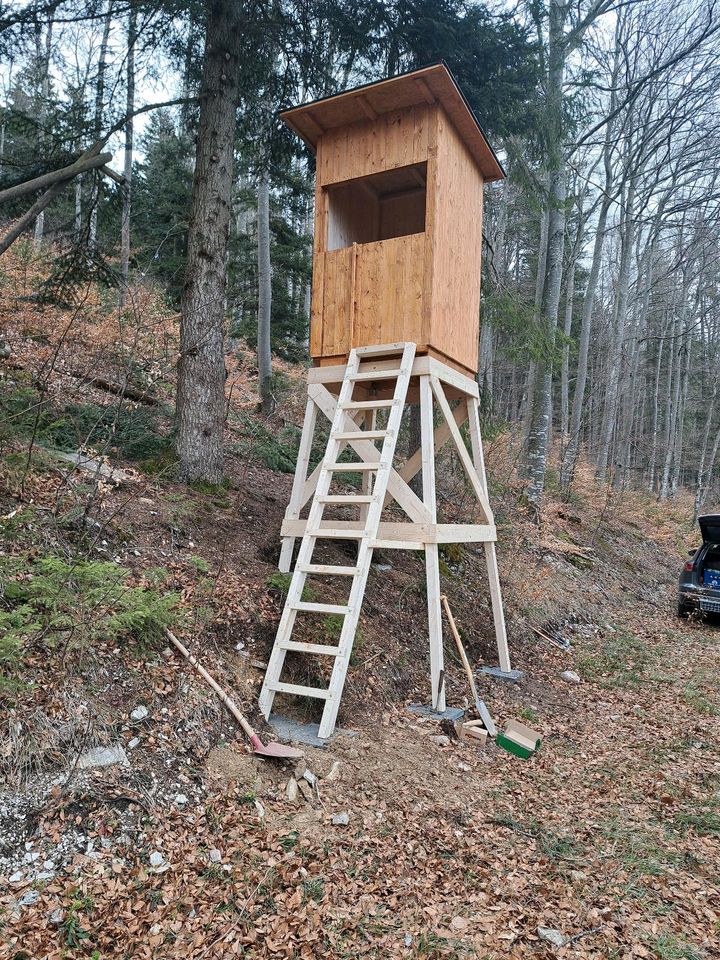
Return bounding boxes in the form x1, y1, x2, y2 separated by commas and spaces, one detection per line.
521, 200, 549, 451
560, 255, 575, 444
0, 150, 113, 206
257, 166, 273, 413
595, 173, 636, 478
88, 2, 113, 255
175, 0, 241, 483
526, 0, 567, 505
694, 380, 718, 518
118, 3, 136, 308
34, 20, 53, 245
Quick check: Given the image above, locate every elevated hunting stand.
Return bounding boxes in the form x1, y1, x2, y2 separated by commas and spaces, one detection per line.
259, 64, 511, 739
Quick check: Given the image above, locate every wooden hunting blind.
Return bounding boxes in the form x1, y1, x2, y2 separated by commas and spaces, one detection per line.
259, 65, 512, 740
282, 63, 504, 375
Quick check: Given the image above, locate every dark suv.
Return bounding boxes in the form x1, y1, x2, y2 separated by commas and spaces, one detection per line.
678, 514, 720, 617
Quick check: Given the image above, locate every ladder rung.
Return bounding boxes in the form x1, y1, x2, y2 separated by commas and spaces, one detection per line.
292, 601, 350, 615
326, 461, 381, 471
354, 343, 407, 356
298, 564, 360, 576
268, 681, 329, 700
317, 494, 373, 504
351, 369, 403, 382
340, 399, 398, 410
335, 430, 389, 441
306, 528, 368, 539
281, 640, 342, 656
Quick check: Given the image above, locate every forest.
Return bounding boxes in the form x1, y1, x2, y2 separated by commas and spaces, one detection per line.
1, 0, 718, 509
2, 1, 720, 959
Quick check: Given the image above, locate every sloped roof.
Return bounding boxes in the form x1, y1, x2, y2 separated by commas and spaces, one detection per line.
280, 63, 505, 182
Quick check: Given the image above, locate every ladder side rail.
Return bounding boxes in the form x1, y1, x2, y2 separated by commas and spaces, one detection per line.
318, 342, 416, 737
259, 351, 363, 718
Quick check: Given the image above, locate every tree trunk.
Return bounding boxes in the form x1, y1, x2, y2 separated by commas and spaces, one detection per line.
257, 166, 273, 413
659, 310, 683, 499
526, 0, 567, 505
596, 173, 636, 479
89, 2, 113, 255
118, 4, 136, 308
648, 321, 666, 492
34, 21, 53, 245
74, 176, 83, 237
521, 200, 549, 451
176, 0, 241, 483
696, 422, 720, 519
694, 379, 718, 519
560, 256, 575, 444
560, 24, 622, 491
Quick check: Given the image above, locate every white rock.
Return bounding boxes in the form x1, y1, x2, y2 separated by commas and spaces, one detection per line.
324, 760, 342, 782
560, 670, 581, 684
49, 907, 65, 925
128, 737, 140, 750
9, 871, 23, 884
174, 794, 188, 805
430, 735, 450, 746
537, 927, 567, 947
131, 705, 149, 722
332, 812, 350, 826
303, 769, 317, 787
404, 933, 413, 947
285, 777, 299, 803
209, 849, 222, 863
149, 851, 164, 868
43, 860, 55, 870
19, 889, 40, 906
77, 745, 129, 770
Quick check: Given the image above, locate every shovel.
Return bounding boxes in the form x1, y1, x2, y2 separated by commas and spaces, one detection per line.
165, 630, 304, 759
440, 596, 497, 738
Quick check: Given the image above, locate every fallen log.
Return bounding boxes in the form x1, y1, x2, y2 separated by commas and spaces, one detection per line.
69, 369, 162, 406
0, 151, 113, 205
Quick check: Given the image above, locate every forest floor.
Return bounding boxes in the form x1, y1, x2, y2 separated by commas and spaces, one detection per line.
1, 248, 719, 959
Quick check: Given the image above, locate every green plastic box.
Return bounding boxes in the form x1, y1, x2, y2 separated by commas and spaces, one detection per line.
496, 720, 541, 760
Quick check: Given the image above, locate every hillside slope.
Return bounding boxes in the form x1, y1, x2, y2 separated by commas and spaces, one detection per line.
1, 256, 718, 959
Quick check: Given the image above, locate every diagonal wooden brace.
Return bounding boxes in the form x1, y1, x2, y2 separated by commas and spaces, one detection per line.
429, 376, 493, 524
307, 382, 432, 525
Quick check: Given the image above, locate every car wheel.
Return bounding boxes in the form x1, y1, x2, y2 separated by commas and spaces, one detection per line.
677, 601, 691, 619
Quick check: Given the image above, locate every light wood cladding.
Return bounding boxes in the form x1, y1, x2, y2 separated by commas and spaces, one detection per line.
427, 110, 483, 373
353, 234, 425, 347
296, 66, 502, 376
320, 248, 353, 356
318, 105, 432, 186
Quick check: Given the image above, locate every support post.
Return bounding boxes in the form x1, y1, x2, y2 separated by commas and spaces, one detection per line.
467, 397, 511, 671
267, 356, 512, 737
279, 397, 317, 572
420, 374, 445, 711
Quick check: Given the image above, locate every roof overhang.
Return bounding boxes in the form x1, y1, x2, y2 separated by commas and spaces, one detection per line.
280, 63, 505, 183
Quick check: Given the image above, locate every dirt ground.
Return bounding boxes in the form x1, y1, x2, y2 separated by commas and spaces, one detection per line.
2, 448, 719, 959
1, 255, 718, 958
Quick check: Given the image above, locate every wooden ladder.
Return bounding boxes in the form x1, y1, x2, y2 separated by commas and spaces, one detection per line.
259, 342, 416, 739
